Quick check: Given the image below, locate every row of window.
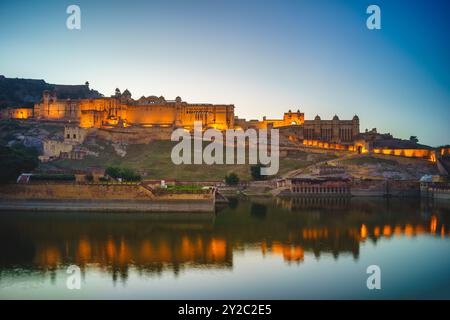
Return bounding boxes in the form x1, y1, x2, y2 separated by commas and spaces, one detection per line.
292, 186, 349, 194
303, 128, 354, 141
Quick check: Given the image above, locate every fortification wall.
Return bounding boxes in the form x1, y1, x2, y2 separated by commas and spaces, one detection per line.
387, 180, 420, 197
0, 183, 215, 212
95, 127, 173, 143
302, 139, 355, 151
349, 180, 420, 197
350, 180, 386, 197
373, 148, 435, 161
0, 183, 155, 200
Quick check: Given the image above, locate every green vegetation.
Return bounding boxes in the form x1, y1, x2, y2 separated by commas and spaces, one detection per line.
49, 140, 339, 181
0, 145, 39, 183
250, 164, 266, 180
225, 172, 240, 185
106, 166, 142, 182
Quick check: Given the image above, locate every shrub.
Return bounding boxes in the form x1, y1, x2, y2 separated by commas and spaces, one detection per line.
106, 166, 141, 182
225, 172, 240, 186
0, 145, 39, 183
250, 164, 267, 180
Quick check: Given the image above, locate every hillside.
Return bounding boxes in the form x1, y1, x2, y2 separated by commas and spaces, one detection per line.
0, 121, 439, 182
0, 75, 103, 109
43, 139, 337, 181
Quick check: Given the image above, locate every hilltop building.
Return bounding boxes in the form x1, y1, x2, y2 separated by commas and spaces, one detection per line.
34, 89, 235, 130
4, 87, 445, 163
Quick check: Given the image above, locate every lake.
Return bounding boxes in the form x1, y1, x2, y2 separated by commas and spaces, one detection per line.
0, 197, 449, 299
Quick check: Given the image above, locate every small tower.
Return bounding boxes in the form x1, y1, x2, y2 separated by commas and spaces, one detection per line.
122, 89, 132, 100
352, 115, 360, 135
42, 90, 51, 104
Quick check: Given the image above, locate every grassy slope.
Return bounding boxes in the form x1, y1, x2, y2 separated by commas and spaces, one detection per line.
50, 140, 337, 181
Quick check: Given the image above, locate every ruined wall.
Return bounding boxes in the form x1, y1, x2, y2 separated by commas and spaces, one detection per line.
64, 125, 87, 143
42, 139, 73, 157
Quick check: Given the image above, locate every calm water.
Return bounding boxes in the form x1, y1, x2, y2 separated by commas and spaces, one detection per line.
0, 197, 449, 299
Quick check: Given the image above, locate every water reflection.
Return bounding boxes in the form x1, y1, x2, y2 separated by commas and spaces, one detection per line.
0, 197, 449, 284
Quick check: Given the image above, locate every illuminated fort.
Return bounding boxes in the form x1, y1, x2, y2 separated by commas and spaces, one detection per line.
32, 89, 360, 142
2, 87, 443, 162
33, 89, 235, 130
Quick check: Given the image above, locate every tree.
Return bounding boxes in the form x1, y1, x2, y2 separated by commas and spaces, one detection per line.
410, 136, 419, 144
105, 166, 121, 179
106, 166, 141, 182
0, 145, 39, 183
250, 164, 266, 180
225, 172, 240, 186
121, 167, 141, 182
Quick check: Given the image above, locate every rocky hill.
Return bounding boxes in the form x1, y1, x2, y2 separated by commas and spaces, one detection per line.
0, 75, 103, 109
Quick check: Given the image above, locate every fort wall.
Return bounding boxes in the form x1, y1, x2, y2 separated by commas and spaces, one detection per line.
0, 183, 215, 212
372, 148, 435, 161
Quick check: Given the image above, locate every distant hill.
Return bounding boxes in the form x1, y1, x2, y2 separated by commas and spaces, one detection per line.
0, 75, 103, 109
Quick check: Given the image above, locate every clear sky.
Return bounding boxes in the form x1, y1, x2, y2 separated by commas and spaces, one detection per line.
0, 0, 449, 146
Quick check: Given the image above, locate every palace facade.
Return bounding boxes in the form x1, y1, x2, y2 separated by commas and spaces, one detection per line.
235, 110, 360, 144
31, 90, 360, 145
33, 89, 235, 130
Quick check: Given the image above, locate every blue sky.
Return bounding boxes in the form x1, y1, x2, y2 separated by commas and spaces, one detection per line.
0, 0, 449, 146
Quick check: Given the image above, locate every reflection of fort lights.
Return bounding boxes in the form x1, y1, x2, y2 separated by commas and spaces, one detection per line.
404, 224, 414, 237
430, 215, 438, 234
383, 225, 392, 237
373, 226, 380, 238
360, 224, 367, 239
415, 225, 425, 235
